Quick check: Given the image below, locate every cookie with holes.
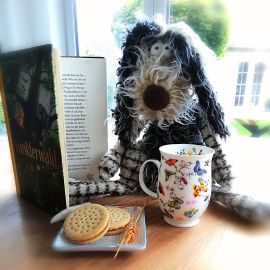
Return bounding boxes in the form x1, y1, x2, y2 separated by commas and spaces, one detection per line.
105, 207, 131, 235
63, 203, 110, 244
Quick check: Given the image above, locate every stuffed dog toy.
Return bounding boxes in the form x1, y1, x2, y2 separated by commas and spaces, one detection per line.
68, 19, 270, 223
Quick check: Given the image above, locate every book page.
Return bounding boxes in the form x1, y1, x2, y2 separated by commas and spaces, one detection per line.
61, 57, 108, 180
53, 49, 69, 207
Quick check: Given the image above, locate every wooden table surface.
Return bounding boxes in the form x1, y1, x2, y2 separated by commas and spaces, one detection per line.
0, 191, 269, 270
0, 138, 270, 270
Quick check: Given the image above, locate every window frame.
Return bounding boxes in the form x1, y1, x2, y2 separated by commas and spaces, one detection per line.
234, 60, 266, 109
144, 0, 169, 22
234, 62, 249, 106
250, 63, 265, 106
64, 0, 80, 56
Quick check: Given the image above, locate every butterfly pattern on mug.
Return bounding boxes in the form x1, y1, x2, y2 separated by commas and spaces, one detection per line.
166, 159, 178, 166
193, 160, 207, 176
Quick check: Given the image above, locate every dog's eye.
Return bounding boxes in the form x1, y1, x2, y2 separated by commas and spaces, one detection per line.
165, 46, 169, 50
155, 46, 159, 50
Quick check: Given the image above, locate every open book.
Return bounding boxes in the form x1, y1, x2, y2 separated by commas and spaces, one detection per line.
0, 45, 108, 215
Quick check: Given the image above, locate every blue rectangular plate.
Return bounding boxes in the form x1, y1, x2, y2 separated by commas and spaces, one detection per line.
52, 206, 147, 252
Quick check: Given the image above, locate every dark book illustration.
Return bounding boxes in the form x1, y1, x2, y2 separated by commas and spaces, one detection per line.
0, 45, 66, 215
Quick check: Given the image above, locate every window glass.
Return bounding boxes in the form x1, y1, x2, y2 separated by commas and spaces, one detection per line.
76, 0, 143, 112
250, 63, 265, 106
234, 62, 248, 106
169, 0, 270, 201
76, 0, 143, 146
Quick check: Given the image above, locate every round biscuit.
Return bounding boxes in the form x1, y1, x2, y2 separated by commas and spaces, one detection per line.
107, 207, 131, 230
63, 203, 109, 242
72, 220, 110, 244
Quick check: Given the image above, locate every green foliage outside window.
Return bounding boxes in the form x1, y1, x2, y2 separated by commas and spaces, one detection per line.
112, 0, 230, 58
0, 100, 5, 124
112, 0, 143, 48
170, 0, 230, 58
265, 98, 270, 112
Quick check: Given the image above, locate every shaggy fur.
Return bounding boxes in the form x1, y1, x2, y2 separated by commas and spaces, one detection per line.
69, 19, 270, 223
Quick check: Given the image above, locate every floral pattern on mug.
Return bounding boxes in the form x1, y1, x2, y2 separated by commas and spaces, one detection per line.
172, 160, 193, 190
185, 199, 196, 206
165, 197, 184, 210
165, 187, 184, 208
184, 208, 199, 218
164, 208, 174, 219
176, 147, 204, 156
192, 178, 209, 198
175, 216, 185, 221
164, 169, 176, 181
158, 182, 165, 196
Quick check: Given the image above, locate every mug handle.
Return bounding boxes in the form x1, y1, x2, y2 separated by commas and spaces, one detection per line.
139, 159, 160, 198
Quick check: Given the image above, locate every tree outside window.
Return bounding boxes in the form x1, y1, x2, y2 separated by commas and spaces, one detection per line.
113, 0, 230, 58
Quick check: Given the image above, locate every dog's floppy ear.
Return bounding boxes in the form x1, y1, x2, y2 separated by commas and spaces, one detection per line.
113, 20, 161, 145
168, 22, 229, 138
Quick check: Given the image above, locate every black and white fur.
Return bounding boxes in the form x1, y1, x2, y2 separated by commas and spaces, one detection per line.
69, 20, 270, 223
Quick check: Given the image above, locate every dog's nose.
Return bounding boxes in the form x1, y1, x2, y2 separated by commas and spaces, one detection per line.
143, 85, 170, 110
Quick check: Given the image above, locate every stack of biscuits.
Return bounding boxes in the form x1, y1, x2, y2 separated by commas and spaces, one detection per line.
63, 203, 131, 244
106, 207, 131, 235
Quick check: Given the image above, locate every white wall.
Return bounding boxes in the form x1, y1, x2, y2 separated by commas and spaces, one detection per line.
0, 0, 77, 56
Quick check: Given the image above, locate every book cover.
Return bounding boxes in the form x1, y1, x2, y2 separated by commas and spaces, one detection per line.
0, 45, 67, 215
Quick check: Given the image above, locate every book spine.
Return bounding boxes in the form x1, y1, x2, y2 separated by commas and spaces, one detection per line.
0, 70, 20, 195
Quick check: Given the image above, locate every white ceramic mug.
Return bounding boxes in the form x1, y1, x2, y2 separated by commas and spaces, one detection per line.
139, 144, 215, 227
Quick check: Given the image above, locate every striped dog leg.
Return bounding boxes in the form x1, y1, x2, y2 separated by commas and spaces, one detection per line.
69, 145, 148, 205
118, 145, 147, 191
212, 185, 270, 223
99, 142, 125, 180
68, 177, 133, 206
